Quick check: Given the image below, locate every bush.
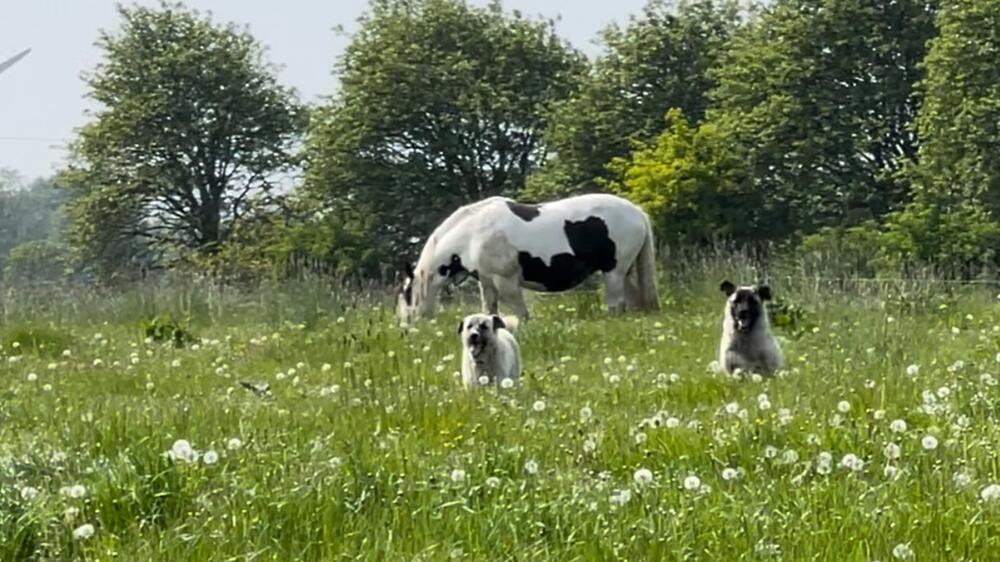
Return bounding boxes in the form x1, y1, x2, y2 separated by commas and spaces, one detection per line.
3, 240, 72, 286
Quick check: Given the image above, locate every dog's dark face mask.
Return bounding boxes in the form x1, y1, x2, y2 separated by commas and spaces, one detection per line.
721, 281, 772, 334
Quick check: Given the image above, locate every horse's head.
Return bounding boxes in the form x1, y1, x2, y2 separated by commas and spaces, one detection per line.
396, 258, 451, 322
396, 262, 417, 322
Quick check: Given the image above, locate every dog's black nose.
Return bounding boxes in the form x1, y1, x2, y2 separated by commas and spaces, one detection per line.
469, 332, 480, 343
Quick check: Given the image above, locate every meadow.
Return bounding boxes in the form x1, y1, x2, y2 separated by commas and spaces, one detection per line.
3, 255, 1000, 561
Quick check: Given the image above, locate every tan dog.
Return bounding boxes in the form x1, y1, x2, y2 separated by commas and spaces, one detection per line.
718, 280, 782, 375
458, 313, 521, 387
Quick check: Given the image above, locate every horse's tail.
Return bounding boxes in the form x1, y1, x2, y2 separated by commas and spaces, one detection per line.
630, 212, 660, 311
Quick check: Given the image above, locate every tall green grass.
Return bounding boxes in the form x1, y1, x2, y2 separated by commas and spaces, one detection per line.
2, 251, 1000, 560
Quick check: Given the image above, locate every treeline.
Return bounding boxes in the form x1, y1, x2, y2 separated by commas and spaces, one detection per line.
6, 0, 1000, 284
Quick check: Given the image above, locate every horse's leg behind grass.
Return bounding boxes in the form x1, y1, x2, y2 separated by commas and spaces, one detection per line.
604, 270, 628, 315
479, 278, 499, 315
497, 277, 530, 321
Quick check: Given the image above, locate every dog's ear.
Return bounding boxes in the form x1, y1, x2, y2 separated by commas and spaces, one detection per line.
756, 285, 772, 301
492, 315, 506, 331
720, 280, 736, 297
457, 319, 464, 334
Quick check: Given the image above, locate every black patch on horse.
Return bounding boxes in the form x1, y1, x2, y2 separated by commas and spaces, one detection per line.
506, 201, 541, 222
517, 216, 617, 292
438, 254, 478, 284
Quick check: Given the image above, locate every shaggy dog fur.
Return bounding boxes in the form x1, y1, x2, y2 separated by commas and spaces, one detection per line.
718, 280, 782, 375
459, 313, 521, 387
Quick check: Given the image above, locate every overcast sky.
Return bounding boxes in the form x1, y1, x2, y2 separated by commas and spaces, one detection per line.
0, 0, 649, 180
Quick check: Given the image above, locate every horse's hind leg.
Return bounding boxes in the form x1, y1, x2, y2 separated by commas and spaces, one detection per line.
604, 270, 628, 315
479, 278, 499, 315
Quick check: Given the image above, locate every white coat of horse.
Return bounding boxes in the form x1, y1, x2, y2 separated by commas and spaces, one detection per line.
397, 193, 659, 320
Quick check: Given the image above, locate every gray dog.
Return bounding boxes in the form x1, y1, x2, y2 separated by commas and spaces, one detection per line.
718, 280, 782, 375
458, 313, 521, 388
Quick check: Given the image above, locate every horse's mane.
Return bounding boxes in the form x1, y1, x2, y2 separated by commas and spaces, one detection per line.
415, 196, 509, 272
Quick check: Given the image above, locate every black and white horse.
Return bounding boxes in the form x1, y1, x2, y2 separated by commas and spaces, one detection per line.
397, 193, 660, 321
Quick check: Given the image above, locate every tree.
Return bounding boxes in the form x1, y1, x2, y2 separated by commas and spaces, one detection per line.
305, 0, 584, 267
59, 2, 306, 276
605, 109, 756, 244
909, 0, 1000, 217
0, 172, 66, 273
525, 0, 741, 200
708, 0, 938, 239
881, 0, 1000, 275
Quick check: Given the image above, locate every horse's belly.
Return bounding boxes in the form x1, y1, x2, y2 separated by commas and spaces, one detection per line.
517, 251, 597, 292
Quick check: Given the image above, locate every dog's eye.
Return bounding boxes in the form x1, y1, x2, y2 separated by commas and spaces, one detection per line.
480, 322, 490, 330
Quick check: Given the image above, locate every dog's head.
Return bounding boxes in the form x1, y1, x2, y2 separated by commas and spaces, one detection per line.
720, 280, 772, 334
458, 313, 506, 357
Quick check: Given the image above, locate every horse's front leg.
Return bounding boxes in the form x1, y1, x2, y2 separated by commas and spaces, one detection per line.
497, 277, 530, 321
479, 278, 499, 315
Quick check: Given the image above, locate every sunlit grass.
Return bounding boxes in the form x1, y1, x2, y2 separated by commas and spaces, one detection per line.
3, 266, 1000, 560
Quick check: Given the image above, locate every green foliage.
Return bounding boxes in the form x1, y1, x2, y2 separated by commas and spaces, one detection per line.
883, 0, 1000, 274
59, 1, 306, 280
881, 201, 1000, 277
3, 240, 73, 286
141, 315, 195, 348
709, 0, 938, 238
305, 0, 585, 262
605, 109, 757, 244
766, 299, 816, 340
526, 0, 740, 199
0, 172, 66, 273
796, 224, 889, 278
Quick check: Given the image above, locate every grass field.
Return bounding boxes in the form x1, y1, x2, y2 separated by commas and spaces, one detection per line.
3, 260, 1000, 561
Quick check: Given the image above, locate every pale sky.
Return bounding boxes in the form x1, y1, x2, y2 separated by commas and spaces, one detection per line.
0, 0, 648, 180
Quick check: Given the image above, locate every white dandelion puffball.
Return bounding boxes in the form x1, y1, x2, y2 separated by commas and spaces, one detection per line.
683, 475, 702, 491
532, 400, 546, 413
921, 435, 939, 451
724, 402, 740, 415
321, 363, 332, 372
892, 543, 914, 560
26, 372, 37, 382
486, 476, 501, 488
884, 443, 902, 460
634, 432, 648, 445
890, 419, 908, 433
73, 523, 95, 540
226, 437, 243, 451
609, 488, 632, 506
665, 416, 680, 429
953, 471, 972, 488
764, 446, 779, 459
781, 449, 800, 464
168, 439, 198, 463
837, 400, 851, 413
980, 483, 1000, 502
840, 453, 864, 472
500, 378, 514, 389
478, 375, 490, 386
583, 439, 597, 453
721, 468, 739, 481
60, 484, 87, 499
884, 465, 900, 480
20, 487, 40, 501
202, 450, 219, 465
905, 364, 919, 377
450, 469, 466, 483
524, 460, 539, 475
633, 468, 654, 486
873, 409, 886, 420
579, 406, 593, 422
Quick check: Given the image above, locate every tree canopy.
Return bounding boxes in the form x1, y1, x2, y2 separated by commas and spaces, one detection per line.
304, 0, 584, 271
59, 2, 306, 277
